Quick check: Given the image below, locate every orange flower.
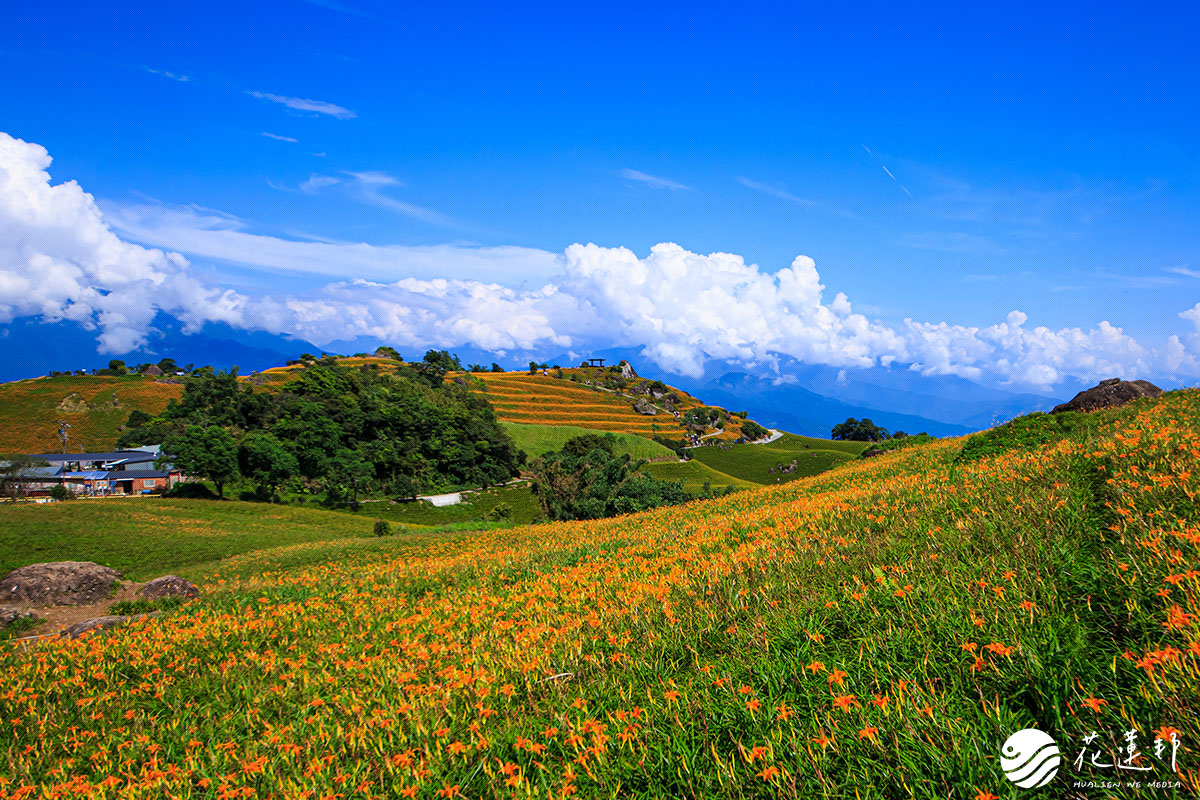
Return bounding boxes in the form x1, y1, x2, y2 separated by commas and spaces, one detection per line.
1081, 697, 1108, 713
757, 765, 780, 782
776, 703, 795, 721
827, 669, 848, 686
831, 695, 858, 712
975, 791, 999, 800
806, 661, 825, 673
858, 726, 879, 742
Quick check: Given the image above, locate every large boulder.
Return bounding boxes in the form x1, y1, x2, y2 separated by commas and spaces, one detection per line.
0, 606, 38, 631
619, 360, 638, 379
1051, 378, 1163, 414
633, 398, 657, 416
139, 575, 199, 600
0, 562, 122, 606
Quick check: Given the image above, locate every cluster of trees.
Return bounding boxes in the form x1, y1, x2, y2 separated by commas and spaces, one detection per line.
122, 351, 522, 502
739, 419, 770, 441
830, 418, 899, 442
528, 434, 727, 521
49, 358, 188, 379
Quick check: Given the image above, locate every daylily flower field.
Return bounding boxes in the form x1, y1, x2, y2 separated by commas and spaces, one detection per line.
3, 391, 1200, 798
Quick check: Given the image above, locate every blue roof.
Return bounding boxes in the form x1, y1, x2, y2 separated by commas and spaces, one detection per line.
60, 471, 111, 480
32, 450, 158, 463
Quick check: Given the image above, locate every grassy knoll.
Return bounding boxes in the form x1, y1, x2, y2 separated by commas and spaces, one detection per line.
0, 374, 182, 453
689, 431, 870, 485
501, 422, 675, 459
346, 483, 543, 526
4, 390, 1200, 798
0, 498, 379, 581
641, 458, 758, 492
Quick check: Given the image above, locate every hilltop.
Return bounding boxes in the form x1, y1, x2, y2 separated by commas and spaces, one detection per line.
2, 387, 1196, 796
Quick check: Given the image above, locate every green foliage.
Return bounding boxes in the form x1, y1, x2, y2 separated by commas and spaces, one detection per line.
529, 435, 690, 521
862, 432, 936, 458
238, 431, 299, 498
152, 362, 520, 500
48, 484, 71, 502
109, 596, 187, 616
830, 417, 891, 442
958, 411, 1093, 462
491, 363, 503, 373
165, 482, 217, 500
414, 350, 462, 385
373, 345, 402, 360
162, 425, 240, 498
483, 502, 512, 521
739, 419, 770, 441
373, 518, 390, 537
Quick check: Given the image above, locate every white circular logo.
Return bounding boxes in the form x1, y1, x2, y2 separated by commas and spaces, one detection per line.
1001, 728, 1060, 789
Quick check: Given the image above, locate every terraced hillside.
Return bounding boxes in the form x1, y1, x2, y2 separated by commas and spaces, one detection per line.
469, 368, 757, 442
0, 374, 183, 453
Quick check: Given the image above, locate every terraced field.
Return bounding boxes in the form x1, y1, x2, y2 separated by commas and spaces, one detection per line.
0, 374, 183, 453
472, 372, 670, 435
470, 370, 756, 441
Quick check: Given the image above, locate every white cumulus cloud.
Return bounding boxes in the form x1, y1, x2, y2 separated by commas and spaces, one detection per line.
1, 130, 1198, 390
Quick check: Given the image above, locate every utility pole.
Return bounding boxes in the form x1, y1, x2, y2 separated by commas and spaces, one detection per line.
56, 420, 71, 454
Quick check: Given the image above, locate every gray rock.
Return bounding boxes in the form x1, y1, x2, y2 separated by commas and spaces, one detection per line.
0, 562, 122, 606
139, 575, 199, 600
619, 360, 638, 379
1051, 378, 1163, 414
0, 606, 38, 631
633, 398, 657, 416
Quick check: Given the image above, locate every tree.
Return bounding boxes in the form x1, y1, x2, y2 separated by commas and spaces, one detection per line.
238, 431, 299, 499
528, 361, 539, 374
162, 426, 240, 498
491, 363, 504, 372
528, 434, 690, 521
108, 359, 127, 375
415, 350, 462, 386
326, 449, 375, 503
0, 455, 47, 500
830, 418, 891, 442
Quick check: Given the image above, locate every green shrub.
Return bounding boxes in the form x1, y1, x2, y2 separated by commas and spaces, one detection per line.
373, 519, 390, 537
48, 485, 71, 502
110, 596, 187, 616
165, 482, 218, 500
958, 411, 1091, 462
484, 503, 513, 521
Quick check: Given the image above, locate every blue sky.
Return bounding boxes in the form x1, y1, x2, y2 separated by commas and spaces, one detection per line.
1, 1, 1199, 388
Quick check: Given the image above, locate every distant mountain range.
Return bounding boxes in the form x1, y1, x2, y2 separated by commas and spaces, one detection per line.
0, 314, 1096, 437
0, 315, 321, 381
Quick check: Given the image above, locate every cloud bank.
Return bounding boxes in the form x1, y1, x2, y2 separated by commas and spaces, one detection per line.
1, 131, 1198, 389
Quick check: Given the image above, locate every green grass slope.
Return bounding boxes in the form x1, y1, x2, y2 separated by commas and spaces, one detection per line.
689, 432, 870, 485
641, 459, 758, 492
501, 422, 675, 460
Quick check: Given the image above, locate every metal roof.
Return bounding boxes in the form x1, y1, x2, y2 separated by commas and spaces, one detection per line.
32, 450, 159, 463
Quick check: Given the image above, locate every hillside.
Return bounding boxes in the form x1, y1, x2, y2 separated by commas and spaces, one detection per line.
689, 432, 870, 485
3, 389, 1197, 796
0, 374, 182, 453
467, 366, 759, 442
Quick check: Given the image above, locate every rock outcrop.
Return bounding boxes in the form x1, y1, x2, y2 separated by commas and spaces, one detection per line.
633, 398, 657, 416
619, 360, 638, 379
0, 606, 37, 631
139, 575, 199, 600
0, 562, 122, 606
1051, 378, 1163, 414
